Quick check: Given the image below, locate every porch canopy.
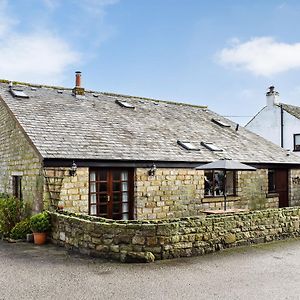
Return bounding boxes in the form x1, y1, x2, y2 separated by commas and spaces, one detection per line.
196, 158, 256, 211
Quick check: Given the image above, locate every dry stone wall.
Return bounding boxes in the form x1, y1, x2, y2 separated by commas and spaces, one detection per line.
49, 207, 300, 262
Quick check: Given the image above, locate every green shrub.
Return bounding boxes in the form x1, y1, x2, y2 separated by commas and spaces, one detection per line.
30, 212, 51, 232
10, 218, 31, 240
0, 197, 23, 236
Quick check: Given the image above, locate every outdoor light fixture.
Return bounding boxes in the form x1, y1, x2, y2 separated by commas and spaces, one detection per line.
69, 161, 77, 177
148, 163, 157, 176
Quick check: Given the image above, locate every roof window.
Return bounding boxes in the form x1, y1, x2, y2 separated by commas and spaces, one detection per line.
93, 94, 99, 98
57, 90, 63, 94
177, 140, 200, 151
211, 118, 230, 127
10, 89, 29, 98
201, 142, 223, 152
31, 87, 37, 91
115, 99, 135, 109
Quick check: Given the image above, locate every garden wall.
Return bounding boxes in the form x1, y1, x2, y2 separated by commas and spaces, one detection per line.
49, 207, 300, 263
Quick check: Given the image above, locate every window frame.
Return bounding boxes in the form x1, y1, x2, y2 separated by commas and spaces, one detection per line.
12, 176, 22, 200
204, 170, 236, 198
268, 169, 276, 193
293, 134, 300, 151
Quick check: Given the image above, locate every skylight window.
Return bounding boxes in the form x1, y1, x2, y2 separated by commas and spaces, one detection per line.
115, 99, 135, 109
10, 89, 29, 98
177, 140, 200, 151
57, 90, 63, 94
93, 94, 99, 98
31, 87, 37, 91
211, 118, 230, 127
201, 142, 223, 152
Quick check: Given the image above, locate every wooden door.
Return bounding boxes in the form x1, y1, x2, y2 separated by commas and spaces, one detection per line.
89, 168, 133, 220
275, 169, 289, 208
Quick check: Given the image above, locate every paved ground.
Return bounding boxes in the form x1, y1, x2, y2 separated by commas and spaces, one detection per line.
1, 238, 300, 300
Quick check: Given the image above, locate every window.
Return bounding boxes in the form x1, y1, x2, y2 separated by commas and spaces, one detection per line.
204, 170, 236, 197
177, 140, 200, 151
10, 89, 29, 98
294, 134, 300, 151
268, 169, 276, 193
201, 142, 223, 152
211, 118, 230, 127
12, 176, 22, 200
115, 99, 135, 109
89, 168, 133, 220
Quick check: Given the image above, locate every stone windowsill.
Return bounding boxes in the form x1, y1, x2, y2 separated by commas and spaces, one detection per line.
266, 193, 279, 198
202, 196, 240, 203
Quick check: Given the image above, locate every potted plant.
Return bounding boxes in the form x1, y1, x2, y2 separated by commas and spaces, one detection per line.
30, 212, 51, 245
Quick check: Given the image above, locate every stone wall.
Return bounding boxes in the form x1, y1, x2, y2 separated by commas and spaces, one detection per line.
50, 167, 282, 219
49, 207, 300, 262
135, 168, 278, 219
135, 168, 204, 219
290, 169, 300, 206
0, 100, 43, 212
44, 167, 89, 214
237, 169, 279, 210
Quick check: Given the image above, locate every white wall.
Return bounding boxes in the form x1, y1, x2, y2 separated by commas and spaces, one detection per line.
246, 105, 300, 155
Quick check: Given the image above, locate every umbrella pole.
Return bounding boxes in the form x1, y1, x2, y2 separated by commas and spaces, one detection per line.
224, 170, 227, 211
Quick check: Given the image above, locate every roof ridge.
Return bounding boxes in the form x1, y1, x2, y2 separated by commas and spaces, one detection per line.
0, 79, 71, 91
0, 78, 208, 109
101, 91, 208, 109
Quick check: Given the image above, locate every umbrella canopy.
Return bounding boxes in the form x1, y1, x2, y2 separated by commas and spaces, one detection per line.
195, 158, 256, 171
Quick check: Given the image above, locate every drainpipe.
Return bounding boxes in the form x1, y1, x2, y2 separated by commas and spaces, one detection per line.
280, 104, 284, 148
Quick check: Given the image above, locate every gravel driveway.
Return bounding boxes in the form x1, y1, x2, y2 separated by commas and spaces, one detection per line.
1, 238, 300, 300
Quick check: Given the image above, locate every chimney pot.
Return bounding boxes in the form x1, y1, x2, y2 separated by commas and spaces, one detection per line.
75, 71, 81, 87
72, 71, 85, 97
266, 85, 279, 107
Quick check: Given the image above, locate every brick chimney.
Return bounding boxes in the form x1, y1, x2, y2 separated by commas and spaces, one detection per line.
72, 71, 85, 97
266, 86, 279, 107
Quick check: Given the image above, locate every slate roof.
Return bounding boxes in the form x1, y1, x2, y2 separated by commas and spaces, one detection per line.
1, 81, 300, 164
279, 103, 300, 120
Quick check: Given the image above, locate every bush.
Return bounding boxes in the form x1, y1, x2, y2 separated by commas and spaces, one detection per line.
30, 212, 51, 233
0, 197, 23, 236
10, 218, 31, 240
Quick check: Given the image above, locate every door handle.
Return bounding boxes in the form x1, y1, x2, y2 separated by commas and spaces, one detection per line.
107, 195, 110, 203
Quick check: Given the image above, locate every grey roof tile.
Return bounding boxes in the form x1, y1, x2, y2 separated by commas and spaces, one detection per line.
1, 82, 300, 164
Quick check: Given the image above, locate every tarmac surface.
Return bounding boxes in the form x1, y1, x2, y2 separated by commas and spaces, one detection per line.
1, 238, 300, 300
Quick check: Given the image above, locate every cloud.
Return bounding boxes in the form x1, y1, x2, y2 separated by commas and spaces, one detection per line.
217, 37, 300, 77
0, 32, 80, 84
0, 1, 80, 84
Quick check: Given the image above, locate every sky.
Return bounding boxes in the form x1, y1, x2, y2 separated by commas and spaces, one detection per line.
1, 0, 300, 125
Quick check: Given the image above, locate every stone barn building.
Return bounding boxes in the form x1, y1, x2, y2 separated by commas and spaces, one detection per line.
1, 74, 300, 220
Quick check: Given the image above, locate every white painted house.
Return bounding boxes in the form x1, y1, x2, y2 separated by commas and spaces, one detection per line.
246, 86, 300, 155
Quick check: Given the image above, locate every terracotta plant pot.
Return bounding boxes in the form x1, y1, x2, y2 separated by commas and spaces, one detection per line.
33, 232, 47, 245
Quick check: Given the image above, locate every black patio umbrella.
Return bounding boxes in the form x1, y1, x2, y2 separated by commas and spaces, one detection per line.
196, 158, 256, 211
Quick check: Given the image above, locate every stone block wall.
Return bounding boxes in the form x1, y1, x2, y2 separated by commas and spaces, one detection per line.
0, 100, 43, 212
44, 167, 89, 214
49, 207, 300, 262
290, 169, 300, 206
135, 168, 204, 219
237, 169, 279, 210
135, 168, 278, 219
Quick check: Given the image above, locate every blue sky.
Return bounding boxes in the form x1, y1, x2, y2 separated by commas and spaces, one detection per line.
1, 0, 300, 124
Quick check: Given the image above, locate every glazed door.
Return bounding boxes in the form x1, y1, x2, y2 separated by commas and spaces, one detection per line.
89, 168, 133, 220
275, 169, 289, 208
